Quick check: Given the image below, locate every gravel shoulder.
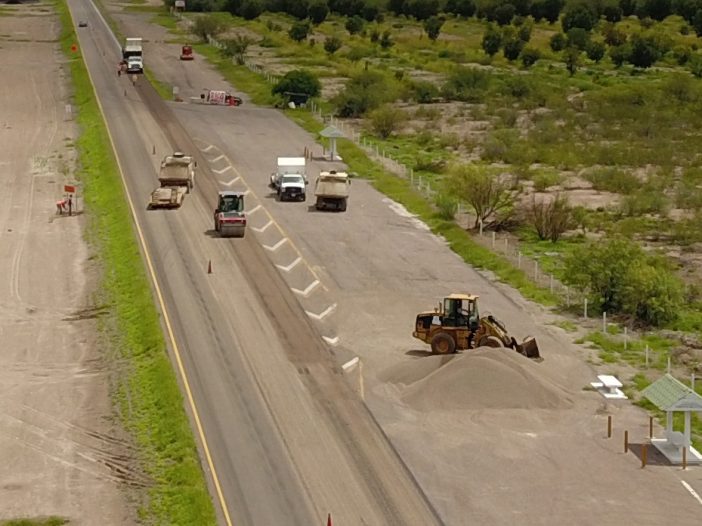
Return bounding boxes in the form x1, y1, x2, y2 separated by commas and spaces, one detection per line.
0, 4, 135, 524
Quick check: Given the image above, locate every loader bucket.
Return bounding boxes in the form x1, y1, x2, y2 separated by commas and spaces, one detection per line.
515, 336, 542, 362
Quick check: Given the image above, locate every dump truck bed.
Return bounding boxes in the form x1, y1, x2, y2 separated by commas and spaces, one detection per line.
148, 186, 187, 209
314, 177, 349, 198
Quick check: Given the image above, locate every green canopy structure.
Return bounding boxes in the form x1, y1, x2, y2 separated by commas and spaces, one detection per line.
641, 374, 702, 464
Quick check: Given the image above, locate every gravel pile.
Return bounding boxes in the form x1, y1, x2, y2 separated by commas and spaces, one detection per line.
381, 348, 572, 411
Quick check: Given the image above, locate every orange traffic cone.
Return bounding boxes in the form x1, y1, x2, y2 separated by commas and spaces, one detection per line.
207, 260, 212, 274
327, 513, 332, 526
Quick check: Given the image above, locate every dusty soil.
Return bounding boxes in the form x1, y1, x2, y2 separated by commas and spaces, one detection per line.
0, 4, 135, 524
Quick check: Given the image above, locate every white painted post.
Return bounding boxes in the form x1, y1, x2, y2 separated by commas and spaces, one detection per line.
491, 231, 495, 247
479, 219, 484, 236
534, 260, 538, 281
584, 298, 588, 319
692, 373, 696, 391
624, 327, 628, 350
550, 275, 554, 293
517, 251, 522, 268
645, 345, 650, 368
603, 312, 607, 333
566, 286, 570, 306
667, 355, 671, 373
504, 237, 508, 248
418, 175, 423, 189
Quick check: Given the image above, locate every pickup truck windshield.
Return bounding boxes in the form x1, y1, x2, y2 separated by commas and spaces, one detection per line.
281, 175, 303, 184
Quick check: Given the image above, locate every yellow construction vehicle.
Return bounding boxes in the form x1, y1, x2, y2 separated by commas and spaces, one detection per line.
412, 294, 542, 360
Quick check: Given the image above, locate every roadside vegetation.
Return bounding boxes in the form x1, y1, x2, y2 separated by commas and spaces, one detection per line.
0, 518, 68, 526
150, 0, 701, 442
56, 1, 216, 523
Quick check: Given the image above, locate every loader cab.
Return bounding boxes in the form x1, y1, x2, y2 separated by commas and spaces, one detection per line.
442, 294, 479, 331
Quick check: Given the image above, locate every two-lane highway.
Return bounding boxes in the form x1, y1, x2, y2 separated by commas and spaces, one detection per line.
68, 0, 443, 524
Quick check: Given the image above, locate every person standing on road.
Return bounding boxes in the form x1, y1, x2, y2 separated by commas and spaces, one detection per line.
68, 195, 73, 216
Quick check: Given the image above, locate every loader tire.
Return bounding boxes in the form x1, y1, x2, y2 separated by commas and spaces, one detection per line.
478, 335, 503, 348
431, 332, 456, 354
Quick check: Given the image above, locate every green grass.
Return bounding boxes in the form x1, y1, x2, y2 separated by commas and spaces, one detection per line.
56, 1, 216, 524
145, 66, 172, 100
1, 519, 67, 526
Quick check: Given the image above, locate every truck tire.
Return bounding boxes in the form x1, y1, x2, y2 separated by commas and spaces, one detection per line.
478, 335, 503, 348
339, 198, 347, 212
431, 332, 456, 354
301, 194, 306, 202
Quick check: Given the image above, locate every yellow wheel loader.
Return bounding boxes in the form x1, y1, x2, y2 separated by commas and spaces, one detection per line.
412, 294, 542, 361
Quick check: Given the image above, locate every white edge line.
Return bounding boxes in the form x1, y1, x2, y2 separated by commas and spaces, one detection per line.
264, 238, 288, 251
342, 356, 359, 370
305, 303, 337, 321
682, 481, 702, 506
252, 220, 274, 233
275, 256, 301, 272
291, 280, 320, 297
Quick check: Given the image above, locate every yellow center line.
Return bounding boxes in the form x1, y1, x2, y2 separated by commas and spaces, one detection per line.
77, 28, 234, 526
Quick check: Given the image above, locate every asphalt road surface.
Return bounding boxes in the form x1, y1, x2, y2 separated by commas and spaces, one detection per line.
69, 0, 443, 524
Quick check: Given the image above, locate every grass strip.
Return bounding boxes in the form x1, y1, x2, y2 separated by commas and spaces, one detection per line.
56, 1, 216, 524
1, 519, 67, 526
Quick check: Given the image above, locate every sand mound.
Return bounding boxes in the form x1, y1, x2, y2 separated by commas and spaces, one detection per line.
383, 349, 572, 411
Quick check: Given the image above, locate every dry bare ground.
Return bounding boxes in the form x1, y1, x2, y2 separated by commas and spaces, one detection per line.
0, 3, 135, 524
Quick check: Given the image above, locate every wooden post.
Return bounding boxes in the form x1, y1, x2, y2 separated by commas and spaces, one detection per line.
649, 416, 653, 439
607, 415, 612, 438
641, 443, 647, 468
682, 447, 687, 470
624, 430, 629, 453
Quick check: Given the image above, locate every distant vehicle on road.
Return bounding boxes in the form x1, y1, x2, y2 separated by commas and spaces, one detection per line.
269, 157, 307, 201
180, 45, 194, 60
122, 37, 143, 74
147, 152, 196, 210
200, 89, 242, 106
314, 171, 350, 211
214, 191, 246, 237
78, 21, 88, 27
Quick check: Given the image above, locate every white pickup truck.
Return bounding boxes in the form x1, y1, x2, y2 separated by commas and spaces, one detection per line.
269, 157, 307, 201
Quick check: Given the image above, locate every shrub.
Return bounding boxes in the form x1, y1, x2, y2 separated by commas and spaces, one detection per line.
333, 70, 390, 117
503, 36, 526, 61
308, 0, 329, 24
239, 0, 264, 20
672, 45, 692, 64
602, 23, 627, 46
368, 105, 407, 138
526, 193, 572, 242
288, 20, 312, 42
424, 16, 445, 41
586, 40, 606, 62
550, 32, 567, 52
628, 33, 663, 68
583, 167, 639, 193
410, 80, 440, 103
690, 54, 702, 77
435, 193, 459, 220
324, 35, 343, 54
441, 66, 492, 102
345, 15, 365, 35
221, 34, 254, 65
380, 30, 394, 48
192, 14, 226, 42
482, 23, 502, 56
563, 236, 684, 326
566, 27, 590, 50
446, 0, 477, 17
562, 2, 597, 32
272, 69, 321, 98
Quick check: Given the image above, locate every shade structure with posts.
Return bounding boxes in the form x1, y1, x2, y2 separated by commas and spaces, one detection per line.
319, 125, 344, 161
641, 374, 702, 465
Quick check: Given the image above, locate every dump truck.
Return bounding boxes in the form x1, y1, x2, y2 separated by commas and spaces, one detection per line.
147, 152, 196, 210
314, 170, 350, 211
412, 294, 542, 361
214, 191, 246, 237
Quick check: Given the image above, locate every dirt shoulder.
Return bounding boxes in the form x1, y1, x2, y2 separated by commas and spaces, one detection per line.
0, 4, 134, 524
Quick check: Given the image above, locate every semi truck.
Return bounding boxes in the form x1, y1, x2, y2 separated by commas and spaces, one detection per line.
122, 37, 143, 73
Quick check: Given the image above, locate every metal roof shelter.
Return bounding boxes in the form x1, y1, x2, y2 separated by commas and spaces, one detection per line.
320, 126, 344, 161
642, 374, 702, 464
